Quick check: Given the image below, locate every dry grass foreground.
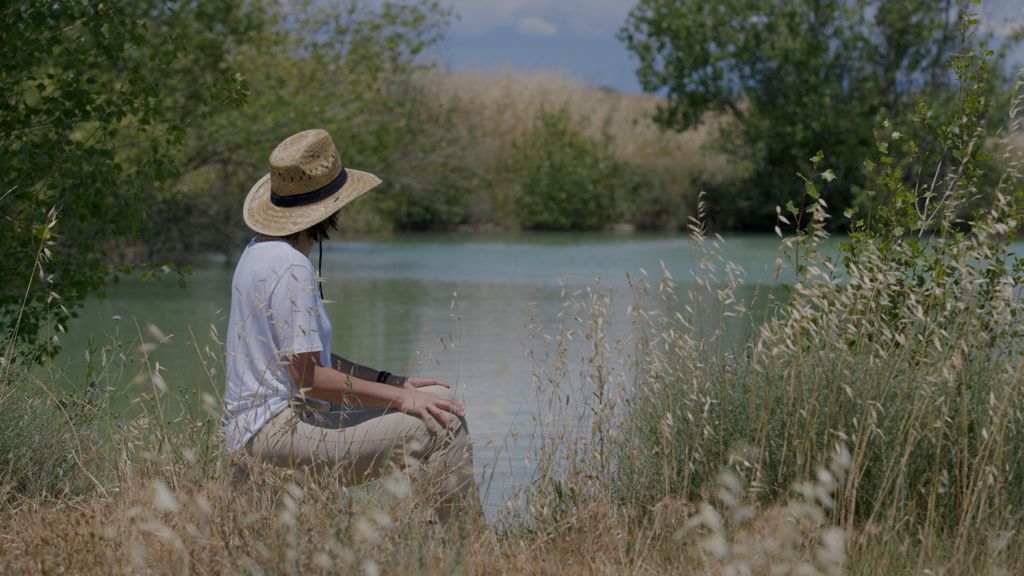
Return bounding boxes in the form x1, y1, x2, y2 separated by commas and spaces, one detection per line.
7, 199, 1024, 575
0, 422, 874, 575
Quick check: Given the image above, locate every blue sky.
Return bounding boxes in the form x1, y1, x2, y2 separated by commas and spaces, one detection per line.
431, 0, 1023, 94
435, 0, 642, 92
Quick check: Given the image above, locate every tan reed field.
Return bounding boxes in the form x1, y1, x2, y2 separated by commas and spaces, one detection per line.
420, 68, 720, 171
413, 68, 723, 230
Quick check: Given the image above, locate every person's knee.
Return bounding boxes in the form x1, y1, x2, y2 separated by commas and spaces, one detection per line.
400, 385, 471, 447
417, 385, 469, 431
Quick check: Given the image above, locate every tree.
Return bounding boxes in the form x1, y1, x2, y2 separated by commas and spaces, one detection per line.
143, 0, 462, 255
0, 1, 258, 361
512, 107, 624, 231
619, 0, 1018, 230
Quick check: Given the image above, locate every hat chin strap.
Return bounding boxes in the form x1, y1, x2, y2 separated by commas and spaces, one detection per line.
318, 238, 325, 300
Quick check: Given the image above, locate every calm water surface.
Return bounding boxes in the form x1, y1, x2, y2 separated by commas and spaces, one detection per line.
59, 233, 793, 515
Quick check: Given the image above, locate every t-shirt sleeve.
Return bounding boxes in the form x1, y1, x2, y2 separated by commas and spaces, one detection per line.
268, 263, 324, 357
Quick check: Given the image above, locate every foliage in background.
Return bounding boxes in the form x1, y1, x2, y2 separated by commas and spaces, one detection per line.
511, 107, 625, 230
148, 3, 711, 258
0, 1, 256, 359
620, 0, 1021, 230
144, 0, 463, 259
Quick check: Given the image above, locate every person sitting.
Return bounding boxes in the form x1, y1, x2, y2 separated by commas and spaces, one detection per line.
222, 128, 480, 523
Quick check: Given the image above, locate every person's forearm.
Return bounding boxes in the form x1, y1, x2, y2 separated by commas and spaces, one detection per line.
307, 364, 406, 408
289, 351, 462, 431
330, 353, 407, 386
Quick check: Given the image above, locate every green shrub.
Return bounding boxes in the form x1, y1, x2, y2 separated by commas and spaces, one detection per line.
512, 107, 623, 231
365, 76, 475, 231
0, 367, 103, 506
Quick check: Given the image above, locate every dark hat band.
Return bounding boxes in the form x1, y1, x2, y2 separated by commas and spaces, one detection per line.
270, 167, 348, 208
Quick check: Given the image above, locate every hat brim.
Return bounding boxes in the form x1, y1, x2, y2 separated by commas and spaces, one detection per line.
243, 168, 382, 236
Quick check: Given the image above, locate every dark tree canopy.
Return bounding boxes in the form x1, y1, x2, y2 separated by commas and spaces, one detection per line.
0, 1, 257, 360
0, 0, 456, 361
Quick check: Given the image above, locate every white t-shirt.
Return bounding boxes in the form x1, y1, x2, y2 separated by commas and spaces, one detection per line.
222, 239, 332, 454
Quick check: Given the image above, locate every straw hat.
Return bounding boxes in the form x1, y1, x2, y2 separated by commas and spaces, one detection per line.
243, 129, 381, 236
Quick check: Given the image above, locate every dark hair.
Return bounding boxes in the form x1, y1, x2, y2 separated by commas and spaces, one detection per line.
283, 212, 339, 244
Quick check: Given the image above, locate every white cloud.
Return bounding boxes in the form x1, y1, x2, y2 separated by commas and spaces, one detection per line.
517, 15, 558, 37
444, 0, 531, 35
443, 0, 634, 37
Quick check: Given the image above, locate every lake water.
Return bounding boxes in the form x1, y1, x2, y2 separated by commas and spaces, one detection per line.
58, 233, 792, 515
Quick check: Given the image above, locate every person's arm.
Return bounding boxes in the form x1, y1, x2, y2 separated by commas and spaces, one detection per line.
330, 353, 406, 386
290, 352, 462, 432
330, 353, 451, 390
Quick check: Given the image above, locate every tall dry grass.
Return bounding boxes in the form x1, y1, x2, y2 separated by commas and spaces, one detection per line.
422, 68, 720, 171
418, 68, 723, 229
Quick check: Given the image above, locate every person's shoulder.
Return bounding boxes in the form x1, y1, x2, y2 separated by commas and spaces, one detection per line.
252, 241, 313, 270
234, 241, 314, 284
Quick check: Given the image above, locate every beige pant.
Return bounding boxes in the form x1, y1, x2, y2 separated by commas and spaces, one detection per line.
245, 386, 479, 521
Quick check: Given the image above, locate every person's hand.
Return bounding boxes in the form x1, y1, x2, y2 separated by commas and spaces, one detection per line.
398, 388, 464, 433
403, 377, 450, 390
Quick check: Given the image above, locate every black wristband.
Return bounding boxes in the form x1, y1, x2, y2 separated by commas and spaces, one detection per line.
376, 370, 392, 384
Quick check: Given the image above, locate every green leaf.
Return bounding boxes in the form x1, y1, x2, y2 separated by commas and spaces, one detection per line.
805, 181, 820, 200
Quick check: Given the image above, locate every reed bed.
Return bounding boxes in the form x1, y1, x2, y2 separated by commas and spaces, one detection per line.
420, 68, 720, 171
414, 68, 723, 229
